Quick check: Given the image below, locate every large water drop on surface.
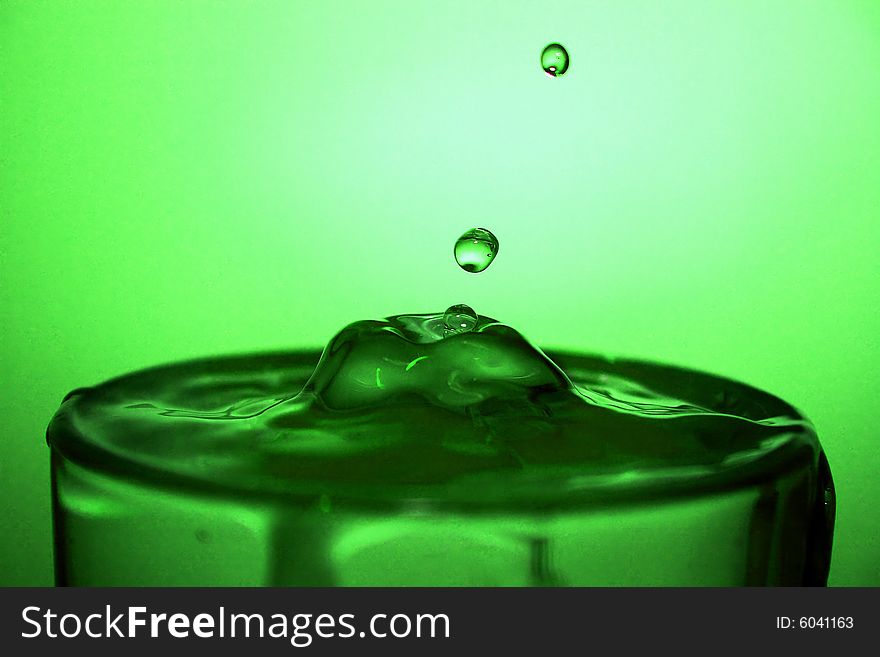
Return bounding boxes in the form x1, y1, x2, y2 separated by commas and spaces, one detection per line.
443, 304, 478, 335
541, 43, 569, 77
454, 228, 498, 273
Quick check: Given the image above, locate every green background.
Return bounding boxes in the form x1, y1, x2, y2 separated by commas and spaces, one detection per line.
1, 0, 878, 586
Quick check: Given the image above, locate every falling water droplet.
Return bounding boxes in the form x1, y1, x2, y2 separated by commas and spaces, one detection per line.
443, 304, 478, 335
454, 228, 499, 273
541, 43, 569, 77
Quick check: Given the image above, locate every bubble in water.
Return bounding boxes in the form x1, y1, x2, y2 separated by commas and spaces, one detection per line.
443, 304, 478, 334
454, 228, 498, 273
541, 43, 569, 77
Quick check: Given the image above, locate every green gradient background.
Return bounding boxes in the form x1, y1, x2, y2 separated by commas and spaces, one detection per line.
1, 0, 878, 586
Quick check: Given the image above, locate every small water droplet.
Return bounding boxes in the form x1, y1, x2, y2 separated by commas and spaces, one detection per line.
454, 228, 498, 273
443, 304, 478, 335
195, 529, 211, 543
541, 43, 569, 77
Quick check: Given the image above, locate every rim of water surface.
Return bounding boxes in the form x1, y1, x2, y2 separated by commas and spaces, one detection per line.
46, 349, 820, 511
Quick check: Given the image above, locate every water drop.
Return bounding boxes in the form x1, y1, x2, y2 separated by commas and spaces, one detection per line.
443, 304, 478, 335
541, 43, 569, 77
454, 228, 498, 273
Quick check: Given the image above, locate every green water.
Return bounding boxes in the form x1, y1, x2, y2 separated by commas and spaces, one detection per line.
443, 304, 479, 334
541, 43, 569, 77
47, 312, 834, 585
454, 228, 499, 273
